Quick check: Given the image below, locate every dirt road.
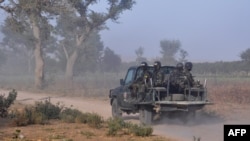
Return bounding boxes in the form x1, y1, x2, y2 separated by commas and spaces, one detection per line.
3, 89, 250, 141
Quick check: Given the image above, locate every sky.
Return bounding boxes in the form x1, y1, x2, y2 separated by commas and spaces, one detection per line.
0, 0, 250, 63
100, 0, 250, 63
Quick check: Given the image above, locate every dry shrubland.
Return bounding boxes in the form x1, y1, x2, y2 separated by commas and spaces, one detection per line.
201, 77, 250, 120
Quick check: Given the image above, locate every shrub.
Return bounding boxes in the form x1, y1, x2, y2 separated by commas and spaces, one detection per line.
85, 113, 103, 128
11, 106, 48, 126
60, 109, 103, 128
106, 117, 153, 137
128, 124, 153, 137
60, 108, 84, 123
34, 99, 62, 120
106, 118, 125, 136
0, 89, 17, 117
11, 99, 63, 126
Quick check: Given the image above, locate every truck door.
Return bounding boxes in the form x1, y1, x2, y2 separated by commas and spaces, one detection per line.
117, 68, 136, 108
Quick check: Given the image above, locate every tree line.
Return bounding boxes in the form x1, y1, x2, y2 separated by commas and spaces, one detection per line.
0, 0, 135, 89
0, 0, 249, 90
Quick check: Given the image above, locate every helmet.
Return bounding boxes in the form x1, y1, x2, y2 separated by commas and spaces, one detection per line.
176, 62, 183, 71
140, 61, 148, 67
140, 62, 148, 70
185, 62, 193, 71
154, 61, 161, 70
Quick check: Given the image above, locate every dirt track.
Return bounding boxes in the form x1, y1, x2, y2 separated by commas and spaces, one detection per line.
3, 89, 250, 141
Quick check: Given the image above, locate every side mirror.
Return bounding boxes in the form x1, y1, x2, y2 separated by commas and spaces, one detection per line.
120, 79, 125, 85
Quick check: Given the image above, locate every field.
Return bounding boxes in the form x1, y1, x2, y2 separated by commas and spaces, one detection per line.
0, 73, 250, 141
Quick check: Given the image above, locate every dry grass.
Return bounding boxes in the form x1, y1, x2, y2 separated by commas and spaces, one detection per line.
204, 80, 250, 120
0, 119, 172, 141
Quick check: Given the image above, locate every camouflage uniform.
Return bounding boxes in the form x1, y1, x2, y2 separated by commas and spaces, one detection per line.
129, 62, 152, 101
183, 69, 194, 87
153, 70, 164, 87
136, 69, 152, 94
169, 63, 186, 93
153, 61, 164, 87
183, 62, 195, 87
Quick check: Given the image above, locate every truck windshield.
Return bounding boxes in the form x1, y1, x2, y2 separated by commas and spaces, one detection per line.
124, 68, 135, 85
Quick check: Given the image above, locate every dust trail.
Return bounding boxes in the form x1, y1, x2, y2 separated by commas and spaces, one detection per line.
153, 111, 250, 141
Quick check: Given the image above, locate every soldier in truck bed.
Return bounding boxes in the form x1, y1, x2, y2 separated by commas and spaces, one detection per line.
169, 62, 197, 93
183, 62, 195, 87
129, 62, 153, 101
169, 62, 186, 93
152, 61, 165, 87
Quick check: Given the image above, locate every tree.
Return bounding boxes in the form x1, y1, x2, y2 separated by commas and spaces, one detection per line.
160, 39, 181, 65
240, 48, 250, 74
74, 31, 104, 75
0, 0, 63, 89
1, 17, 35, 74
55, 13, 104, 76
240, 48, 250, 61
101, 47, 121, 72
0, 47, 6, 68
178, 49, 188, 63
57, 0, 135, 82
135, 46, 147, 63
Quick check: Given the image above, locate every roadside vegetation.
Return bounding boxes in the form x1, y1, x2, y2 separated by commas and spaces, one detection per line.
0, 90, 158, 140
0, 89, 17, 118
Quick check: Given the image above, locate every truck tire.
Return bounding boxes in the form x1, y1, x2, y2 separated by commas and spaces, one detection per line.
112, 98, 122, 118
139, 107, 152, 125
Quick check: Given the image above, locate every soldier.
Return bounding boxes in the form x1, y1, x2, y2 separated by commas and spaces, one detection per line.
184, 62, 195, 87
172, 62, 184, 76
137, 61, 153, 88
169, 62, 185, 93
152, 61, 164, 87
129, 62, 152, 102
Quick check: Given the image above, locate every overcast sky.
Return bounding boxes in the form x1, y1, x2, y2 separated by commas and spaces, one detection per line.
1, 0, 250, 63
100, 0, 250, 63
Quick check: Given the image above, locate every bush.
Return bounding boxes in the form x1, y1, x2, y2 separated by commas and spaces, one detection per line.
35, 99, 62, 120
128, 124, 153, 137
11, 106, 49, 126
59, 109, 103, 128
11, 99, 63, 126
106, 118, 125, 136
85, 113, 103, 128
106, 117, 153, 137
0, 89, 17, 117
60, 108, 84, 123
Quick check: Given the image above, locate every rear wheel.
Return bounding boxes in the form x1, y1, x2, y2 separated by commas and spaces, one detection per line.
139, 107, 152, 125
112, 98, 122, 118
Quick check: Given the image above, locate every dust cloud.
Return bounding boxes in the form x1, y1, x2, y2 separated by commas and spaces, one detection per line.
152, 111, 250, 141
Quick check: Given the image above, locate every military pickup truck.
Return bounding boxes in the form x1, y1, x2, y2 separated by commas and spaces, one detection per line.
109, 64, 212, 125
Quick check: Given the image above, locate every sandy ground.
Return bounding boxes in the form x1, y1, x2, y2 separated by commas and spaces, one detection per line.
1, 89, 250, 141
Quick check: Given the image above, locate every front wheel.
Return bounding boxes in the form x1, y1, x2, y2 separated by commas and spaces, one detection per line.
111, 98, 122, 118
139, 107, 152, 125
